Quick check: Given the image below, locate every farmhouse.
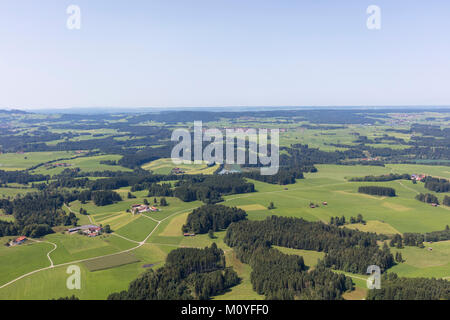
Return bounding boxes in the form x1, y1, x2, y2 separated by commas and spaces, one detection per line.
218, 169, 240, 175
172, 167, 185, 174
45, 162, 73, 169
131, 204, 160, 214
55, 163, 72, 167
411, 174, 426, 181
8, 236, 27, 247
68, 225, 102, 237
184, 233, 196, 237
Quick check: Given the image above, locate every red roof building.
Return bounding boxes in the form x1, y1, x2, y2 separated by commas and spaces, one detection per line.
15, 236, 27, 243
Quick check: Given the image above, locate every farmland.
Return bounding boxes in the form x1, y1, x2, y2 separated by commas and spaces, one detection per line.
142, 158, 220, 175
83, 252, 141, 272
0, 108, 449, 300
2, 161, 448, 299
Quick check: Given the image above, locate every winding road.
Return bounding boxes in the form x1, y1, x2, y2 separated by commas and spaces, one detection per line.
0, 206, 196, 290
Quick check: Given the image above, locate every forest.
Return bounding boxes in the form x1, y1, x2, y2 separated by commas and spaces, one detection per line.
0, 191, 78, 237
422, 176, 450, 193
241, 168, 304, 185
403, 226, 450, 247
107, 244, 240, 300
224, 216, 395, 274
0, 170, 49, 185
415, 193, 439, 204
182, 204, 247, 234
367, 273, 449, 300
248, 246, 353, 300
173, 175, 255, 203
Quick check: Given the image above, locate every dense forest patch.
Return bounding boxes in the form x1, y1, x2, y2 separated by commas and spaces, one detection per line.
358, 186, 396, 197
182, 204, 247, 234
107, 244, 240, 300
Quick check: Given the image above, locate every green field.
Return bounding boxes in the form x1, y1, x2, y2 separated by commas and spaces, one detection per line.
83, 252, 140, 272
1, 163, 449, 299
0, 213, 15, 222
274, 246, 325, 268
0, 187, 38, 198
389, 241, 450, 279
0, 151, 76, 171
31, 154, 131, 175
222, 165, 450, 233
0, 243, 169, 300
142, 158, 220, 175
0, 240, 54, 286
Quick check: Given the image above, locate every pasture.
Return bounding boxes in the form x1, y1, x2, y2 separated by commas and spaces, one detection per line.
223, 165, 450, 233
83, 252, 140, 272
0, 239, 54, 286
142, 158, 220, 175
389, 241, 450, 279
31, 154, 131, 175
274, 246, 325, 268
1, 163, 449, 299
0, 243, 169, 300
0, 151, 76, 171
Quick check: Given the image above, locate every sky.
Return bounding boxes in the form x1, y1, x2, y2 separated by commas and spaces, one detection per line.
0, 0, 449, 110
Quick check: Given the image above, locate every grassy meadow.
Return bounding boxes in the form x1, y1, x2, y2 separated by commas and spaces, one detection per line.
0, 163, 449, 299
142, 158, 220, 175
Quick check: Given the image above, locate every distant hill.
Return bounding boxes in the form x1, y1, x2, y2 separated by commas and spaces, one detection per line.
0, 109, 30, 114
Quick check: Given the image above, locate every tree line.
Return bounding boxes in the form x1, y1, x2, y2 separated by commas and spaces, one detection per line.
358, 186, 396, 197
422, 176, 450, 193
415, 193, 439, 204
241, 168, 304, 185
403, 226, 450, 247
329, 214, 365, 226
367, 273, 449, 300
0, 170, 49, 185
349, 173, 410, 182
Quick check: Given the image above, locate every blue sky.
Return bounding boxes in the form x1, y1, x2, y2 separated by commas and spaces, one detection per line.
0, 0, 449, 109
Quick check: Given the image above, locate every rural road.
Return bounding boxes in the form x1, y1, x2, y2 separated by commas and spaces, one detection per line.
0, 206, 197, 290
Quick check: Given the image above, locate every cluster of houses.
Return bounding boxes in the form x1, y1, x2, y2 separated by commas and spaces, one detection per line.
131, 204, 160, 214
411, 174, 427, 181
68, 225, 102, 237
171, 167, 185, 174
8, 236, 27, 247
218, 169, 241, 175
